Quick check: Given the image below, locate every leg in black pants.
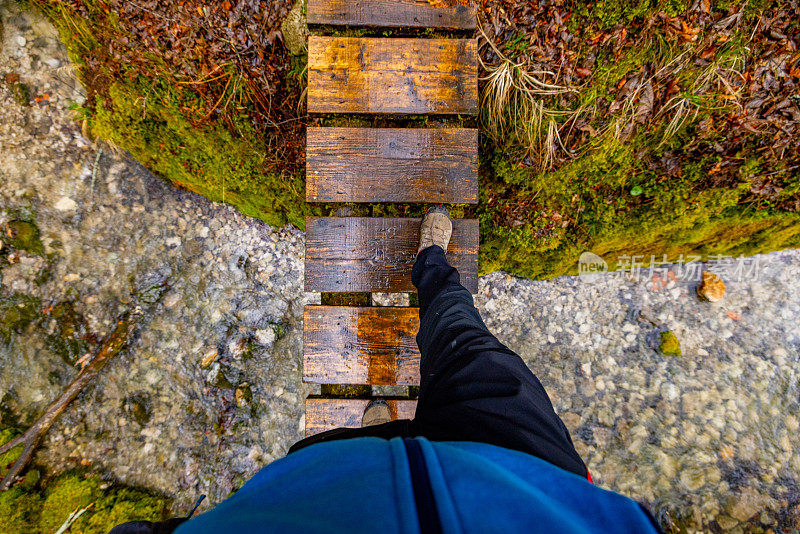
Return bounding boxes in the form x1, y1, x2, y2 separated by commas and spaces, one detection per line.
289, 246, 588, 479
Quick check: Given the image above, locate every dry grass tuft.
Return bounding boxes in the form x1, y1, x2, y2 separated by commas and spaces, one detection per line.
478, 25, 579, 170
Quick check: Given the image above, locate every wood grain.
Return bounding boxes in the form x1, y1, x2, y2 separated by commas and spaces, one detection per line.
305, 217, 479, 293
305, 397, 418, 436
308, 36, 478, 115
306, 127, 478, 204
307, 0, 476, 30
304, 306, 421, 386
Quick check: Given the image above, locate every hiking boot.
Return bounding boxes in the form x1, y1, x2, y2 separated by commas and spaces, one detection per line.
418, 206, 453, 253
362, 399, 392, 427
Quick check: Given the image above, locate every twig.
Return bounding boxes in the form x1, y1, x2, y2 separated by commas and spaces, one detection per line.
55, 503, 94, 534
0, 296, 158, 490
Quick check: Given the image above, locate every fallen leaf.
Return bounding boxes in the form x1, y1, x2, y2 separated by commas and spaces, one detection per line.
700, 45, 717, 60
727, 311, 742, 321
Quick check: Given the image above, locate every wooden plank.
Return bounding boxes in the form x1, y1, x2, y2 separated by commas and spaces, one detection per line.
308, 37, 478, 115
306, 127, 478, 204
307, 0, 476, 30
305, 397, 418, 437
305, 217, 479, 293
304, 306, 421, 386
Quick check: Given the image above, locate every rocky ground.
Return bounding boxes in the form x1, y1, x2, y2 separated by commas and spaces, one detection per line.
1, 3, 799, 533
478, 260, 800, 532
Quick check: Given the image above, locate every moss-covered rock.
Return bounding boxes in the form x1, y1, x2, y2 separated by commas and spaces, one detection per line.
479, 131, 800, 279
46, 301, 91, 364
121, 393, 152, 427
39, 473, 170, 534
39, 473, 102, 532
80, 486, 169, 533
3, 220, 44, 255
281, 0, 308, 56
10, 82, 31, 107
659, 331, 682, 357
0, 293, 41, 342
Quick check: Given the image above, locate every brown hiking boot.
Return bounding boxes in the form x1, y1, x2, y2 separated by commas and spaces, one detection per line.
362, 399, 392, 427
418, 206, 453, 253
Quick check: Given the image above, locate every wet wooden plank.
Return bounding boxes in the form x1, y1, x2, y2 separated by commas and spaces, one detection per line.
307, 0, 476, 30
304, 306, 421, 386
305, 217, 479, 293
308, 36, 478, 115
306, 127, 478, 204
305, 397, 418, 436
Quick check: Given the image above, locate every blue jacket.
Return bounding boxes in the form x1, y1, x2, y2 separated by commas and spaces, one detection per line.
176, 437, 661, 533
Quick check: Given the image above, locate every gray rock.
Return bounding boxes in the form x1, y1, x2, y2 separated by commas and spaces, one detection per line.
725, 487, 769, 522
280, 0, 308, 56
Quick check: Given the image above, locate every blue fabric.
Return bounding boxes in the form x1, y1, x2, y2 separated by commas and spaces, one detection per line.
176, 437, 659, 534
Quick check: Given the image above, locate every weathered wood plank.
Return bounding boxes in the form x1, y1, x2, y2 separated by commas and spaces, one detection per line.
308, 37, 478, 115
306, 127, 478, 204
307, 0, 476, 30
304, 306, 421, 386
305, 397, 418, 437
305, 217, 479, 293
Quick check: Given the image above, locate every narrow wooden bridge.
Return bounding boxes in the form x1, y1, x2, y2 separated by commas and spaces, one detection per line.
303, 0, 479, 436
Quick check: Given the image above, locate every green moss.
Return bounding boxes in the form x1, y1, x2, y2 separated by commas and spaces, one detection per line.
570, 0, 698, 32
659, 331, 682, 357
0, 486, 43, 534
10, 82, 30, 107
320, 293, 371, 306
0, 293, 41, 342
81, 486, 169, 533
3, 220, 44, 255
39, 473, 102, 532
662, 0, 692, 17
0, 428, 23, 478
39, 473, 169, 534
572, 0, 653, 31
320, 385, 371, 397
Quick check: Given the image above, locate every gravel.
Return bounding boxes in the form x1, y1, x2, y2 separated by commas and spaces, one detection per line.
476, 254, 800, 532
2, 3, 799, 532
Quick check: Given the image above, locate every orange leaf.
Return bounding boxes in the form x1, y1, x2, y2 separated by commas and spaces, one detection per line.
700, 46, 717, 60
727, 311, 741, 321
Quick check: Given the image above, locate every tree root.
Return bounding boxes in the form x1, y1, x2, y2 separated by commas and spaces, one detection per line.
0, 308, 143, 491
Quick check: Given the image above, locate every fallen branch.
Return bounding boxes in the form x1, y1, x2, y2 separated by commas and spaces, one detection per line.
0, 308, 143, 490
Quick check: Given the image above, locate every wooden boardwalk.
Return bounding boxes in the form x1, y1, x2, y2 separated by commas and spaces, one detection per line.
303, 0, 478, 437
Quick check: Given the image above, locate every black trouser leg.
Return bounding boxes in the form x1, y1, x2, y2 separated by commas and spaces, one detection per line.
410, 246, 588, 478
290, 246, 587, 479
